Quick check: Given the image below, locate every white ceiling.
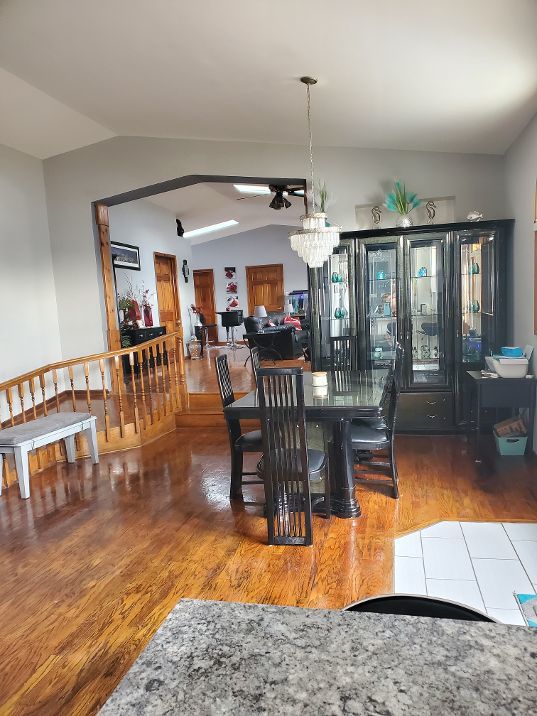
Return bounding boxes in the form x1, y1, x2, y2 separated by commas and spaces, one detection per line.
0, 0, 536, 159
147, 182, 304, 244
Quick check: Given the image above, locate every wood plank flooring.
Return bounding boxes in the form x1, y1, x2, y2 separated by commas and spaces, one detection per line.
0, 430, 536, 714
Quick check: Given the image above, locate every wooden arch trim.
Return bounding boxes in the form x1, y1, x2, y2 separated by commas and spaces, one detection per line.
94, 203, 121, 351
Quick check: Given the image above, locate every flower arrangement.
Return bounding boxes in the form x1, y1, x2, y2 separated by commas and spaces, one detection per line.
384, 181, 421, 226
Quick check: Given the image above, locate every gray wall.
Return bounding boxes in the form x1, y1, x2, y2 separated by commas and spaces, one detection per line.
109, 200, 194, 351
0, 143, 62, 380
43, 136, 507, 358
191, 225, 308, 342
505, 111, 537, 451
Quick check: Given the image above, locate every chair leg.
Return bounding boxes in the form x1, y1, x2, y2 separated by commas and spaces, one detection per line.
389, 443, 399, 499
84, 421, 99, 464
324, 464, 331, 519
14, 447, 30, 499
230, 448, 244, 499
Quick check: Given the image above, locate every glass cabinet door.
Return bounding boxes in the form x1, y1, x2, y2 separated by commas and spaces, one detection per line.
406, 235, 449, 387
365, 244, 398, 368
457, 229, 496, 363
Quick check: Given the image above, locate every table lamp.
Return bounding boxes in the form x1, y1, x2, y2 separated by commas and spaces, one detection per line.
254, 305, 267, 318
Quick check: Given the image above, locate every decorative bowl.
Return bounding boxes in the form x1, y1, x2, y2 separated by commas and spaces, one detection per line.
500, 346, 524, 358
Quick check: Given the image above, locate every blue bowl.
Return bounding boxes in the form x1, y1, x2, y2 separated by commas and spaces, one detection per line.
500, 346, 524, 358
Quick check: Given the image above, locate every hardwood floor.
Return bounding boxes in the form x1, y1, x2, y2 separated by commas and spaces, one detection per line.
0, 430, 536, 714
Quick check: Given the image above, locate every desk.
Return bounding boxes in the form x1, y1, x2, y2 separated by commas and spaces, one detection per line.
101, 599, 537, 715
225, 369, 389, 518
466, 371, 536, 461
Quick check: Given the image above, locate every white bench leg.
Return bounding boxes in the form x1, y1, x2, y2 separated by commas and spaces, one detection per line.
64, 435, 76, 463
0, 453, 3, 496
14, 447, 30, 499
84, 421, 99, 464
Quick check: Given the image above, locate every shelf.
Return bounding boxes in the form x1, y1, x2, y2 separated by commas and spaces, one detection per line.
410, 275, 442, 280
367, 277, 396, 283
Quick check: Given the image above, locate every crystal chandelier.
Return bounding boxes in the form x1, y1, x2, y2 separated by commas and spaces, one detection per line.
289, 77, 340, 268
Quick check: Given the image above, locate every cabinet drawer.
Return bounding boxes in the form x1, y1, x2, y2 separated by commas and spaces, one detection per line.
398, 392, 454, 431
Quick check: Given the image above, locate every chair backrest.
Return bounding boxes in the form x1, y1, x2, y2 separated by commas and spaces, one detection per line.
379, 342, 404, 436
215, 354, 235, 408
330, 335, 356, 371
256, 367, 312, 546
250, 347, 261, 380
343, 594, 494, 622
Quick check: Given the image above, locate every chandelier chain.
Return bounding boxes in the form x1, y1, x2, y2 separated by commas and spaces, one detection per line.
306, 82, 316, 213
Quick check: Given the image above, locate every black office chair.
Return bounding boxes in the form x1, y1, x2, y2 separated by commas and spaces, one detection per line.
330, 335, 357, 371
343, 594, 494, 622
256, 367, 330, 546
215, 355, 264, 500
351, 343, 404, 498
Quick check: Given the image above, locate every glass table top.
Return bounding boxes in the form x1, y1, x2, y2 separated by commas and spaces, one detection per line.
226, 369, 390, 418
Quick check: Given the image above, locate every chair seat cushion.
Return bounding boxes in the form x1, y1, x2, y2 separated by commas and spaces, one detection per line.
351, 422, 389, 447
0, 412, 92, 446
257, 448, 326, 476
352, 416, 387, 430
235, 430, 263, 450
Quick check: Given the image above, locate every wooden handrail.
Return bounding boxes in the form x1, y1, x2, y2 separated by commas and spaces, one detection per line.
0, 331, 183, 392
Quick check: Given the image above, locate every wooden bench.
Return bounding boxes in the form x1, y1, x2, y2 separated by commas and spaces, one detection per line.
0, 412, 99, 499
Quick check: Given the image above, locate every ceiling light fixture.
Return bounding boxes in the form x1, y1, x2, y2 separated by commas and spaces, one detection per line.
269, 185, 292, 210
233, 184, 271, 194
183, 219, 238, 238
289, 77, 340, 268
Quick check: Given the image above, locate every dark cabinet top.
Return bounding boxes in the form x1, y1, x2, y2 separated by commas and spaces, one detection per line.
342, 218, 514, 240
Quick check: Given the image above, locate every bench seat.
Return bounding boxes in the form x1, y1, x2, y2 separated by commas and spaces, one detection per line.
0, 412, 99, 499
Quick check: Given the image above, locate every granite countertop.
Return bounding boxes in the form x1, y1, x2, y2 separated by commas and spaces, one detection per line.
101, 598, 537, 715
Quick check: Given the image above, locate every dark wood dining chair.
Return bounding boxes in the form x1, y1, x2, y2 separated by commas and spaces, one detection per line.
215, 354, 264, 500
330, 335, 356, 371
250, 346, 261, 381
256, 367, 330, 546
351, 343, 404, 498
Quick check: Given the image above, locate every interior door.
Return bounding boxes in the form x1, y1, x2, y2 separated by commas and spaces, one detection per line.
246, 264, 284, 315
403, 234, 451, 390
154, 253, 181, 335
193, 269, 218, 342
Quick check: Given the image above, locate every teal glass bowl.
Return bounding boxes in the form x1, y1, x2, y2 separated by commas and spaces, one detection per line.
500, 346, 524, 358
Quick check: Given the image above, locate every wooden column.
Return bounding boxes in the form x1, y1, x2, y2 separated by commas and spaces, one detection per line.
95, 202, 121, 351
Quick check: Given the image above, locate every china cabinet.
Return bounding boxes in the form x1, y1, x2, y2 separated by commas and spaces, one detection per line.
308, 220, 513, 431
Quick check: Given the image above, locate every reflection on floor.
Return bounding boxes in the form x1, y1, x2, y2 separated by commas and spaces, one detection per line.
184, 344, 309, 393
394, 521, 537, 625
0, 432, 536, 712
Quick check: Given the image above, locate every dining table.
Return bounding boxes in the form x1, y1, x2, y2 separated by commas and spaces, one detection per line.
224, 368, 390, 518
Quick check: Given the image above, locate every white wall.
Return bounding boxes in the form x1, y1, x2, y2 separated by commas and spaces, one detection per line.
191, 225, 308, 341
108, 200, 194, 349
505, 111, 537, 451
0, 143, 62, 381
42, 135, 507, 358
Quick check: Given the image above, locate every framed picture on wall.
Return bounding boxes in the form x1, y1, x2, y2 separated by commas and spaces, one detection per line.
111, 241, 141, 270
224, 266, 236, 279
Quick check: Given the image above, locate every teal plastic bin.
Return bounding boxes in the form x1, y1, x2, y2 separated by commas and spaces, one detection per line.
494, 430, 528, 456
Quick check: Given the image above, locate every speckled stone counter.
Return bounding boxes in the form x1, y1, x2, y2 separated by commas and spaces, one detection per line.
101, 598, 537, 715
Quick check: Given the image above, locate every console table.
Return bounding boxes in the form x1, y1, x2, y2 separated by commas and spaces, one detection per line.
120, 326, 166, 374
466, 371, 536, 461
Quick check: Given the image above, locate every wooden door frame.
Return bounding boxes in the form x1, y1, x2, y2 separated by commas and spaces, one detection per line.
153, 252, 181, 331
245, 263, 284, 315
94, 175, 305, 352
193, 268, 218, 342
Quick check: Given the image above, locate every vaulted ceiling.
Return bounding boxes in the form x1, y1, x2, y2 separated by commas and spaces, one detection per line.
0, 0, 536, 159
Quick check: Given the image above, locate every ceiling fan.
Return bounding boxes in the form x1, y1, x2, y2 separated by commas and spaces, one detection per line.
235, 183, 305, 210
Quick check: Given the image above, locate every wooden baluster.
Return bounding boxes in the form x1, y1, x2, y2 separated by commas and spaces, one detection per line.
52, 369, 60, 412
161, 338, 172, 414
129, 352, 140, 433
171, 336, 181, 410
114, 356, 125, 437
18, 382, 26, 423
176, 328, 187, 408
151, 344, 162, 421
83, 362, 92, 414
67, 365, 77, 411
99, 359, 110, 441
144, 347, 155, 424
6, 387, 15, 426
29, 377, 38, 420
156, 340, 167, 417
39, 374, 48, 416
137, 348, 149, 430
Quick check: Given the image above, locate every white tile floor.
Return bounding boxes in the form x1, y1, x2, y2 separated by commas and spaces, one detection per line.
394, 521, 537, 625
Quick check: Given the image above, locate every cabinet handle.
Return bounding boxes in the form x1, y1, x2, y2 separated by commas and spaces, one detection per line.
426, 400, 438, 405
426, 414, 438, 419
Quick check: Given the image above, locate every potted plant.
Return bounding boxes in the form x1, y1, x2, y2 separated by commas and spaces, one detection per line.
384, 181, 421, 227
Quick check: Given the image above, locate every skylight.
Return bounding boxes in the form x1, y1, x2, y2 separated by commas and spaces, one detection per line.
183, 219, 238, 238
233, 184, 271, 194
